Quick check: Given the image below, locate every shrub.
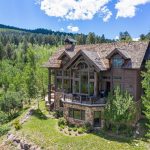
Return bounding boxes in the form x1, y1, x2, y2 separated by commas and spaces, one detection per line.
0, 111, 9, 124
59, 124, 65, 129
78, 127, 84, 134
13, 120, 22, 130
83, 122, 92, 133
73, 127, 77, 132
68, 128, 72, 131
58, 117, 67, 127
54, 110, 63, 118
0, 125, 10, 136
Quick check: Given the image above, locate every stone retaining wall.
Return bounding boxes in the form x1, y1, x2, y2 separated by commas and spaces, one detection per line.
63, 103, 105, 128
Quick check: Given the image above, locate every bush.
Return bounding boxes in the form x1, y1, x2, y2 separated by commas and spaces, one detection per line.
13, 120, 22, 130
73, 127, 77, 132
83, 122, 92, 133
68, 127, 72, 131
54, 110, 63, 118
0, 125, 10, 136
78, 127, 84, 134
59, 124, 65, 129
58, 117, 67, 127
0, 111, 9, 124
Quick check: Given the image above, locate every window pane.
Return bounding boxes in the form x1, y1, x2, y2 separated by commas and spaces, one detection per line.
64, 79, 70, 93
81, 73, 88, 94
112, 55, 124, 68
69, 108, 73, 118
56, 70, 62, 76
64, 70, 70, 76
90, 72, 94, 79
57, 79, 62, 89
74, 81, 79, 93
90, 82, 94, 96
75, 71, 79, 78
74, 109, 81, 120
81, 110, 85, 120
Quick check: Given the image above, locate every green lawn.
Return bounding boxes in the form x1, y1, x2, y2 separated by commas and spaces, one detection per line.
15, 101, 147, 150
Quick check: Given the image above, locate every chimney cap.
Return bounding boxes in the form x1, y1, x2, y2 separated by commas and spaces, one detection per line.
64, 38, 77, 44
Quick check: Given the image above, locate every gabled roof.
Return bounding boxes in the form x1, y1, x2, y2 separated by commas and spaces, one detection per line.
106, 48, 130, 59
44, 41, 150, 69
57, 51, 72, 60
64, 50, 108, 71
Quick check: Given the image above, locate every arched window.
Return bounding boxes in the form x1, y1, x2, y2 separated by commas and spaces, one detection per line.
111, 54, 124, 68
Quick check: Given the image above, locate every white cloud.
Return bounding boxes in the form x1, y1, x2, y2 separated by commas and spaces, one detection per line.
115, 0, 150, 18
67, 25, 79, 32
39, 0, 111, 21
101, 6, 112, 22
60, 28, 64, 31
132, 37, 140, 41
115, 36, 119, 40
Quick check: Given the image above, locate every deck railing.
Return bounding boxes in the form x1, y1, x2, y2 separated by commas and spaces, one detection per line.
62, 93, 106, 105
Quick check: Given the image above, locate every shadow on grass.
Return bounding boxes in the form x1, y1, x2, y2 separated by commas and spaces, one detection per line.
92, 130, 134, 144
32, 109, 48, 120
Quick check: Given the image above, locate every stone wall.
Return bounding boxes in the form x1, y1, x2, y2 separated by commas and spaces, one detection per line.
54, 92, 64, 111
63, 102, 105, 128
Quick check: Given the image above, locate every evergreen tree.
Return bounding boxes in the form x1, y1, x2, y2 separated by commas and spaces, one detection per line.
142, 60, 150, 137
86, 32, 96, 44
104, 86, 136, 134
119, 31, 132, 42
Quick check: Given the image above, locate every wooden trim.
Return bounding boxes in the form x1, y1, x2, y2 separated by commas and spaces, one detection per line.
64, 50, 101, 72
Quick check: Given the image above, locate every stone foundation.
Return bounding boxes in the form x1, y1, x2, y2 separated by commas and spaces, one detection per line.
63, 102, 105, 128
54, 92, 105, 128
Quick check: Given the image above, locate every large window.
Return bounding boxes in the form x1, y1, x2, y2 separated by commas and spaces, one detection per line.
56, 70, 62, 76
77, 62, 88, 69
57, 79, 62, 90
81, 73, 88, 94
112, 55, 124, 68
64, 79, 70, 93
69, 108, 85, 120
74, 81, 79, 93
89, 82, 94, 96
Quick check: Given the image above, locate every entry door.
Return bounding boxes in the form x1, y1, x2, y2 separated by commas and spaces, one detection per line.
93, 111, 101, 127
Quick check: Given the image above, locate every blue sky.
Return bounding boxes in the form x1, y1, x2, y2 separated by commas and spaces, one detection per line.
0, 0, 150, 39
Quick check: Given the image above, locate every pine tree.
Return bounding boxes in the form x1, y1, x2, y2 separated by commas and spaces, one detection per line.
142, 60, 150, 137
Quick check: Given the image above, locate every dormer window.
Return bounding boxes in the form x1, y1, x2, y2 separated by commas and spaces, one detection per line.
111, 54, 124, 68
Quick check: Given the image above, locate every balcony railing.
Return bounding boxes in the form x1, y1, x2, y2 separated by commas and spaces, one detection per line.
61, 93, 106, 106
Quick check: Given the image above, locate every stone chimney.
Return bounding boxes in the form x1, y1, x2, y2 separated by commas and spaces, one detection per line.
64, 38, 76, 51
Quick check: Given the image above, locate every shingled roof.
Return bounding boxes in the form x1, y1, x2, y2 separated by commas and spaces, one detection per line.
44, 41, 150, 69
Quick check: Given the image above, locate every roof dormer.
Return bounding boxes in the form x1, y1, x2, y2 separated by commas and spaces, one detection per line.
106, 48, 131, 68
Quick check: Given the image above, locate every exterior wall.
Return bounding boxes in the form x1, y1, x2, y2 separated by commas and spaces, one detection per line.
101, 69, 141, 101
63, 103, 104, 127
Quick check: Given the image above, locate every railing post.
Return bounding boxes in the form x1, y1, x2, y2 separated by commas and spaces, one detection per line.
80, 96, 82, 103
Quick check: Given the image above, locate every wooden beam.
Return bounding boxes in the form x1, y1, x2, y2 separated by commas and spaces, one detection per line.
94, 72, 98, 96
48, 68, 51, 105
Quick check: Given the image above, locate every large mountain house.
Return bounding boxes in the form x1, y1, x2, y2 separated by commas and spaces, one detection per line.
44, 39, 150, 128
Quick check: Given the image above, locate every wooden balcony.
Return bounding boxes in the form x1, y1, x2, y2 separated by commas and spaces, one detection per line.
61, 93, 106, 106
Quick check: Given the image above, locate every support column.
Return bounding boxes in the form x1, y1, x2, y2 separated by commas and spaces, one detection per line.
94, 72, 98, 96
48, 68, 51, 106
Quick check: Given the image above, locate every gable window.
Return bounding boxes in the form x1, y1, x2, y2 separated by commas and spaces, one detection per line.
112, 55, 124, 68
77, 62, 88, 69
